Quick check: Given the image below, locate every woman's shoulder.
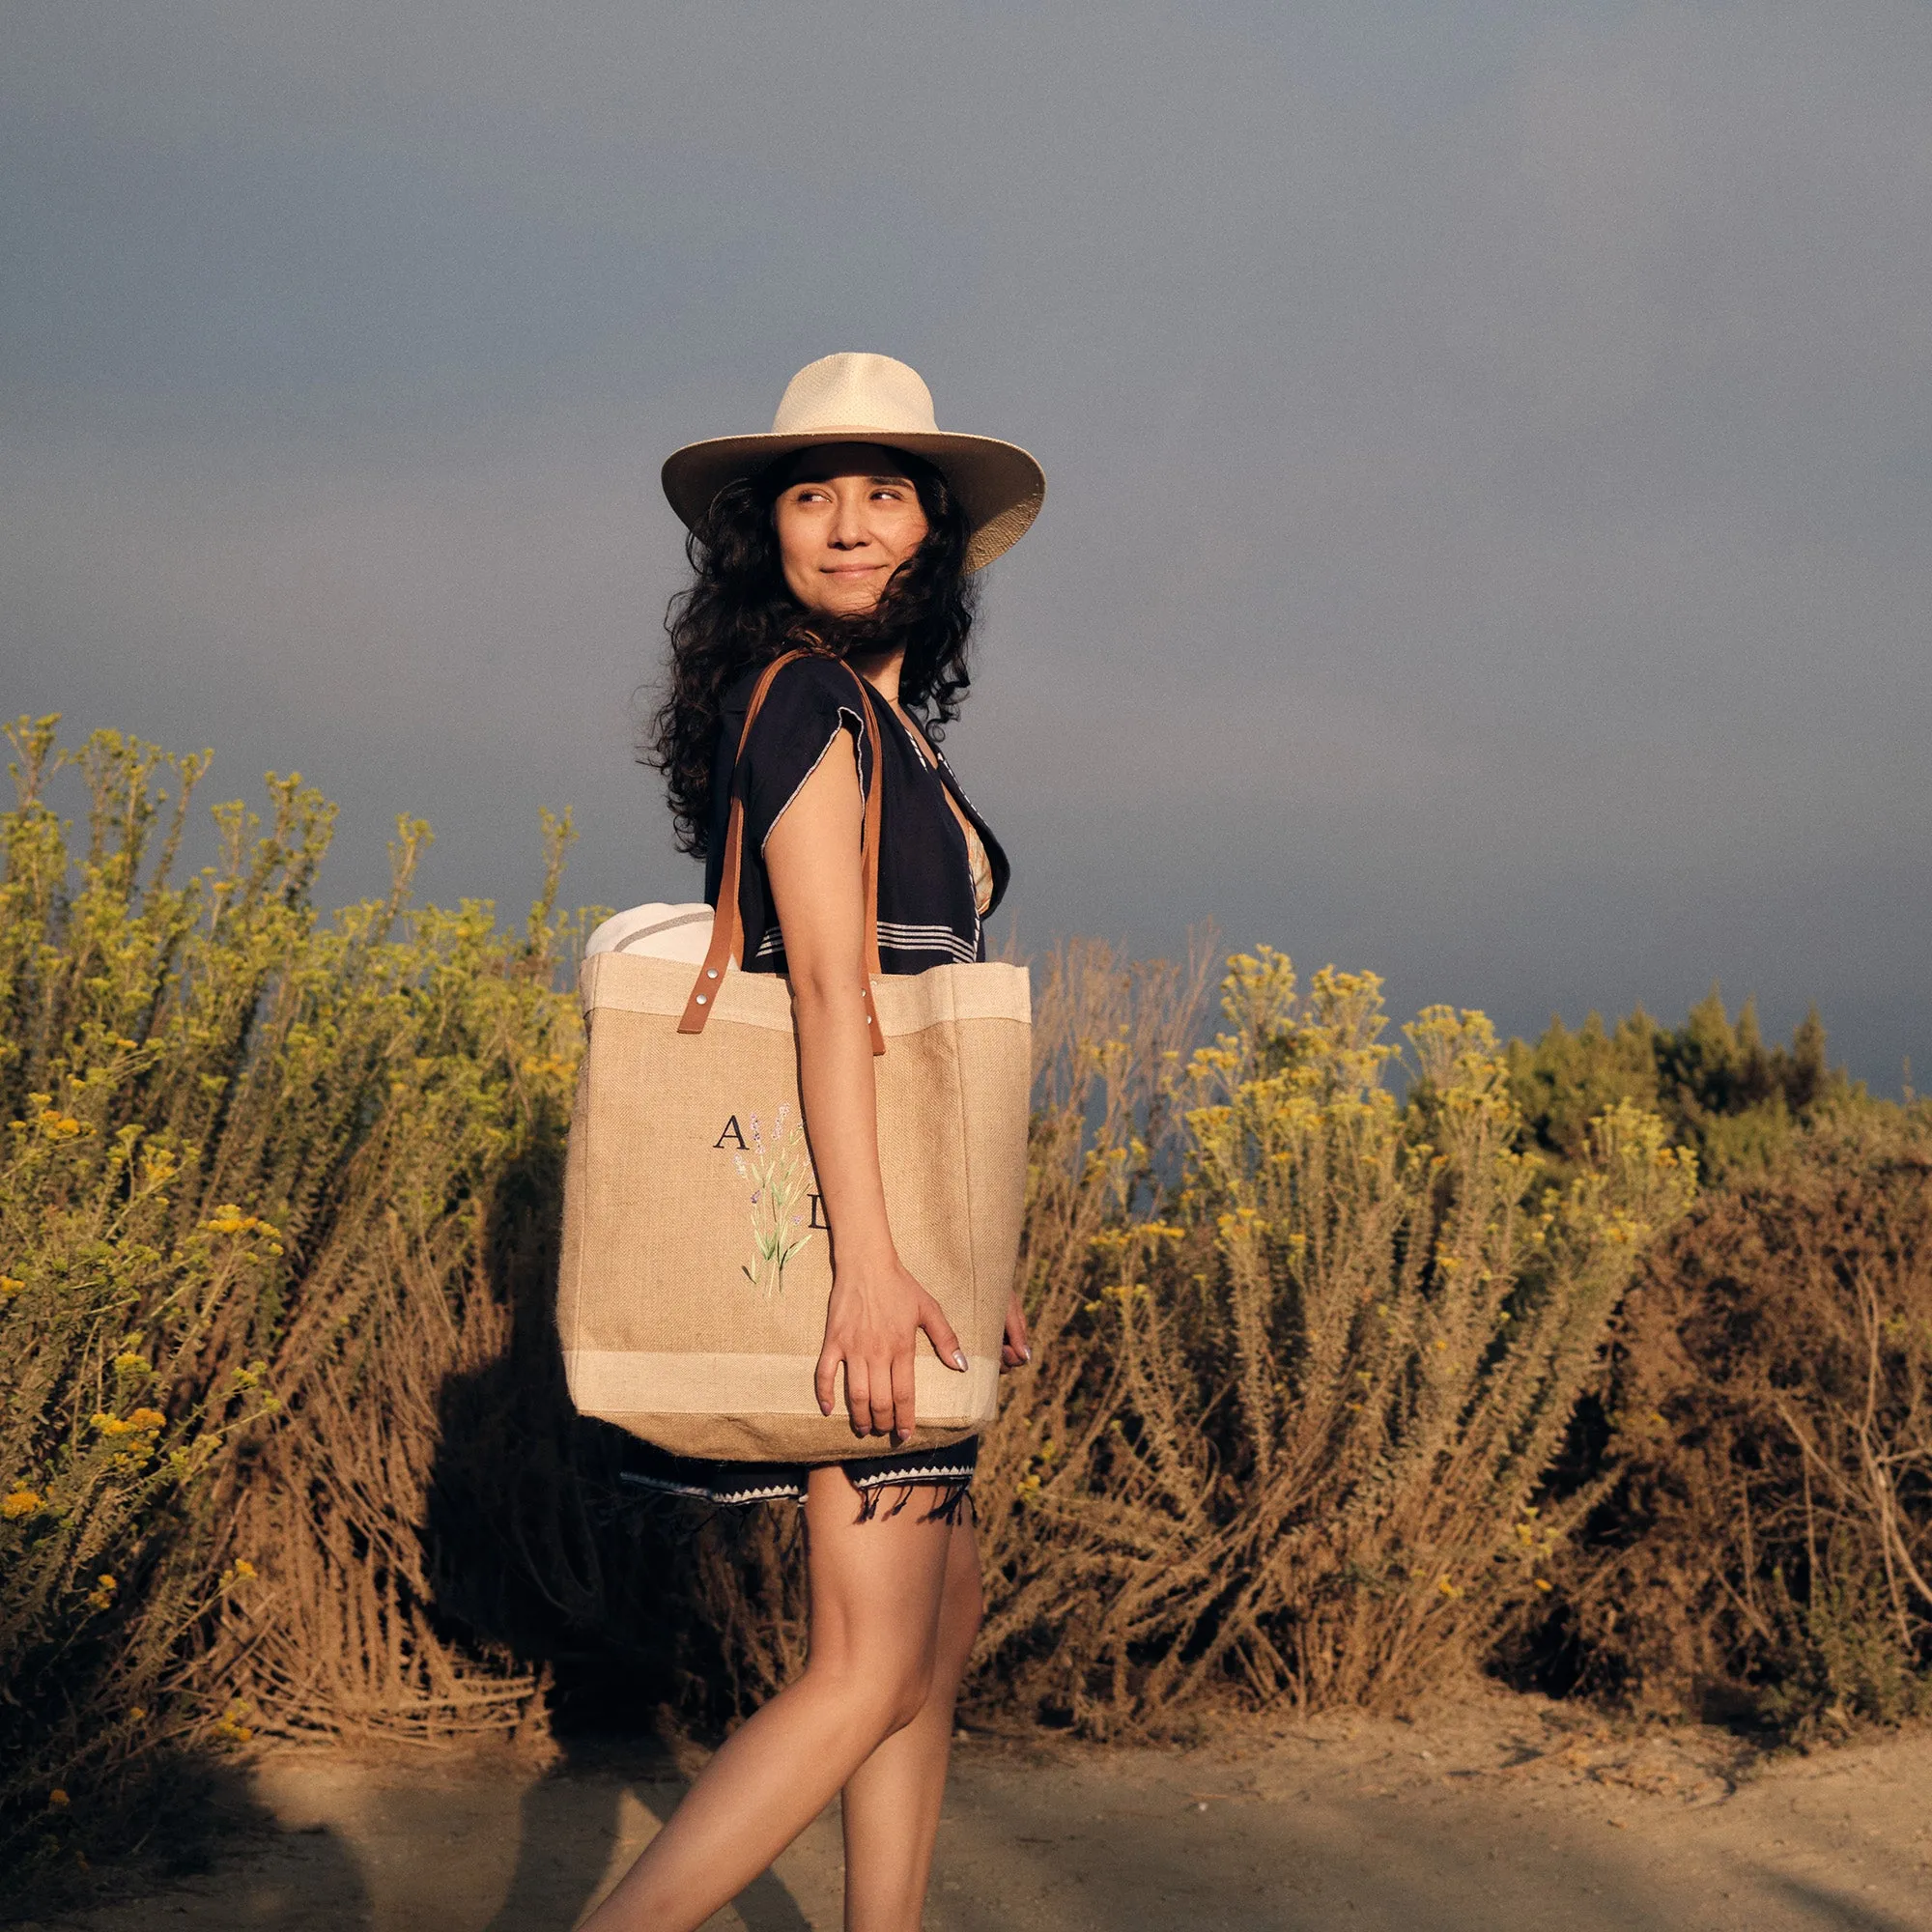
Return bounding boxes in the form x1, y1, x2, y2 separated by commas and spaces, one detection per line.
725, 652, 867, 717
725, 654, 873, 743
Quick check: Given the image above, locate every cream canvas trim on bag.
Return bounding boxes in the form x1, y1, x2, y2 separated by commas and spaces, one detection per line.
579, 951, 1030, 1035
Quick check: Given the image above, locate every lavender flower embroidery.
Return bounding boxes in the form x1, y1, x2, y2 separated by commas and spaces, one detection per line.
732, 1103, 816, 1295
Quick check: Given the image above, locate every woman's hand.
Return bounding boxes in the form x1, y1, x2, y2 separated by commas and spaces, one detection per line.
1000, 1288, 1031, 1371
815, 1251, 967, 1441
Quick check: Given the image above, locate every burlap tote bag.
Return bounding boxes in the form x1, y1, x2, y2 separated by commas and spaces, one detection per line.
557, 652, 1032, 1462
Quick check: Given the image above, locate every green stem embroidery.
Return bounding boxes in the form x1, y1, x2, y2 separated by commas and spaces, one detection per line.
733, 1104, 816, 1295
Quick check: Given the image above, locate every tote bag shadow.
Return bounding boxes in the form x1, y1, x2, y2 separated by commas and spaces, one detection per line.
556, 653, 1031, 1463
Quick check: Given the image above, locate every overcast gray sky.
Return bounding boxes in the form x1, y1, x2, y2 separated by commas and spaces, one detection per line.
5, 2, 1928, 1088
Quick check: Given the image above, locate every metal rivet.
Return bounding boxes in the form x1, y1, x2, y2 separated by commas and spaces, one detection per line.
696, 995, 707, 1006
707, 969, 718, 979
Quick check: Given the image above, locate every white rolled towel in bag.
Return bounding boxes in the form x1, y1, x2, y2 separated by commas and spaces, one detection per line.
583, 903, 715, 963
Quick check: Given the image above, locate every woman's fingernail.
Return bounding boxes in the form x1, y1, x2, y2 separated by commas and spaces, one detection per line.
1022, 1347, 1032, 1361
952, 1350, 968, 1370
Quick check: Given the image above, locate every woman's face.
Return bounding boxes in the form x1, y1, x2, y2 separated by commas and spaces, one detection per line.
773, 443, 930, 618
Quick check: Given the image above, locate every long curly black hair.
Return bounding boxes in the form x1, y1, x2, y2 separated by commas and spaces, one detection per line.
644, 451, 979, 860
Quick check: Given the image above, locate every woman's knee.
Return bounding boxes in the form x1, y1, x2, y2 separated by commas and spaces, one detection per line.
810, 1645, 934, 1740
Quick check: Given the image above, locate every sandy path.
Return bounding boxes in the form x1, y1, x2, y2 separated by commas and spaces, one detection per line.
46, 1692, 1932, 1930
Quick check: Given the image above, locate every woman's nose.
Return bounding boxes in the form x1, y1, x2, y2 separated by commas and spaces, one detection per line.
829, 491, 868, 549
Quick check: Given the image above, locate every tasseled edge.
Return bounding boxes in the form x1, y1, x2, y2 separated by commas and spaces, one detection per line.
850, 1476, 977, 1527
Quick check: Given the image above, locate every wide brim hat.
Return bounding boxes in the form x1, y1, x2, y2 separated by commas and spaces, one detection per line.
662, 353, 1044, 572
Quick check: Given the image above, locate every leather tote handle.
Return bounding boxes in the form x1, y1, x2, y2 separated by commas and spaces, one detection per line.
678, 649, 887, 1054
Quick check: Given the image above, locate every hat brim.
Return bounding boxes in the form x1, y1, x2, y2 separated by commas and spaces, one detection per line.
661, 428, 1044, 573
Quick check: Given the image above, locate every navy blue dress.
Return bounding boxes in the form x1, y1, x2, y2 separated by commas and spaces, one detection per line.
622, 655, 1008, 1516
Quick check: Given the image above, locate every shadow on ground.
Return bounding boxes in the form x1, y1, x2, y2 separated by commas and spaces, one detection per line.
481, 1743, 811, 1932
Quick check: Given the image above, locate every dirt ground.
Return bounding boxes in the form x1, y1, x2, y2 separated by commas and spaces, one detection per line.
35, 1690, 1932, 1931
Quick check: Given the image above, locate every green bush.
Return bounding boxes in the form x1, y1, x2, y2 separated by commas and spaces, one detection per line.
1507, 987, 1858, 1184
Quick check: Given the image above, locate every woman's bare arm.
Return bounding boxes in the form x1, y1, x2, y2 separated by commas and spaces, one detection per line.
762, 729, 965, 1441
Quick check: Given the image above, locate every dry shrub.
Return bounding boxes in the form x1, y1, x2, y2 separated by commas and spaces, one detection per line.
0, 720, 595, 1866
964, 945, 1693, 1733
1532, 1110, 1932, 1730
967, 935, 1218, 1732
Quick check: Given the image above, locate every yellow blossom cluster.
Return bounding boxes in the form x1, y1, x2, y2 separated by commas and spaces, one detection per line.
202, 1206, 285, 1256
4, 1489, 42, 1520
12, 1094, 91, 1138
213, 1699, 255, 1745
91, 1408, 166, 1437
85, 1574, 118, 1611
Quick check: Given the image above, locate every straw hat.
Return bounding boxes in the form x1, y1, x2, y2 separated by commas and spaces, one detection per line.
662, 353, 1044, 572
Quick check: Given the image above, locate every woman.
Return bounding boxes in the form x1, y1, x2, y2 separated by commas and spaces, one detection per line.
582, 353, 1043, 1932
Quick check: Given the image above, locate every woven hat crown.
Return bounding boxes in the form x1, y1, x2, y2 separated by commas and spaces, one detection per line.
772, 354, 940, 438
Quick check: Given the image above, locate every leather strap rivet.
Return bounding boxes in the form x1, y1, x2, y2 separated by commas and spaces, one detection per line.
696, 995, 707, 1006
706, 968, 718, 979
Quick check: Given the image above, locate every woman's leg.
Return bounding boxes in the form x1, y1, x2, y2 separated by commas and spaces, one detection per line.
838, 1512, 982, 1932
579, 1465, 955, 1932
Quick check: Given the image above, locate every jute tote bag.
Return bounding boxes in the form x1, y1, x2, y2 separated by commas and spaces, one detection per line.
557, 652, 1032, 1462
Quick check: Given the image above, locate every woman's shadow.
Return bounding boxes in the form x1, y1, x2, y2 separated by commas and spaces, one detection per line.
423, 1129, 814, 1931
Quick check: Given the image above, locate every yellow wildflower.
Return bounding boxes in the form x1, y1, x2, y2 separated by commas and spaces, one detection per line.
128, 1408, 166, 1433
213, 1699, 255, 1745
204, 1206, 282, 1241
232, 1558, 257, 1580
113, 1351, 151, 1377
3, 1489, 41, 1520
0, 1275, 23, 1299
48, 1789, 69, 1808
129, 1706, 148, 1721
1534, 1578, 1553, 1593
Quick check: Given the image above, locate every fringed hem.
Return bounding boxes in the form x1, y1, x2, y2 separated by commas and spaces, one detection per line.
616, 1435, 979, 1517
850, 1475, 976, 1526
